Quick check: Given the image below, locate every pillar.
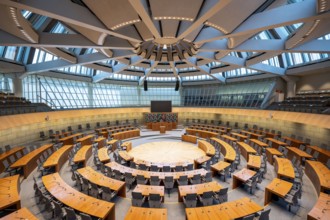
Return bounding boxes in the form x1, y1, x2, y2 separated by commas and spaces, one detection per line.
13, 76, 23, 97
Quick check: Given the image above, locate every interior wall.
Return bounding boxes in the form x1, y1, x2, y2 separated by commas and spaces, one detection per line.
0, 107, 329, 150
296, 71, 330, 91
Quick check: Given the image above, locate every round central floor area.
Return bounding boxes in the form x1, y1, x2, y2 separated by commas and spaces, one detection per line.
128, 141, 205, 163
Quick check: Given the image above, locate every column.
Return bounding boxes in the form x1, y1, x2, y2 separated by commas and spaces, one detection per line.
13, 76, 23, 97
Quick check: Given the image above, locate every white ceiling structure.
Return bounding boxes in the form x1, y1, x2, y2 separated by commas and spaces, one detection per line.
0, 0, 329, 84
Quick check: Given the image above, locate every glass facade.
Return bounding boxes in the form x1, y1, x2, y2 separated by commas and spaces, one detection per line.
23, 75, 273, 109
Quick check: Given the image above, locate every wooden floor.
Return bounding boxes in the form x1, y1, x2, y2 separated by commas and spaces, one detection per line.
128, 141, 205, 163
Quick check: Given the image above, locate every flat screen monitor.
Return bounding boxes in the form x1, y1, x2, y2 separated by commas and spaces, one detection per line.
151, 101, 172, 112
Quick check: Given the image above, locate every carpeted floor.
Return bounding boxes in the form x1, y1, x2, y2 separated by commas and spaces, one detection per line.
7, 128, 318, 220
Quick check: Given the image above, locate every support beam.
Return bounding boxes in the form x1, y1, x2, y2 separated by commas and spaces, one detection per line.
0, 0, 141, 43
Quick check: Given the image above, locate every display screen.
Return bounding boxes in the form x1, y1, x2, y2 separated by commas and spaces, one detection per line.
150, 101, 172, 112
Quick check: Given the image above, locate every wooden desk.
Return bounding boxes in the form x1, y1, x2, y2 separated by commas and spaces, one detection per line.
107, 139, 119, 152
43, 145, 73, 172
133, 184, 164, 202
250, 139, 268, 148
134, 159, 190, 170
42, 173, 115, 220
112, 129, 140, 140
249, 129, 277, 138
0, 207, 37, 220
121, 142, 132, 151
59, 133, 82, 145
77, 135, 94, 146
94, 137, 106, 148
124, 207, 167, 220
118, 151, 134, 162
78, 166, 126, 197
98, 148, 111, 163
150, 122, 173, 131
306, 145, 330, 165
287, 147, 312, 164
0, 146, 25, 173
160, 126, 166, 133
266, 138, 288, 150
231, 132, 248, 141
247, 155, 261, 171
73, 145, 92, 167
0, 175, 20, 211
308, 192, 330, 220
211, 138, 236, 163
194, 155, 211, 169
283, 136, 306, 147
264, 178, 293, 205
10, 144, 53, 179
221, 135, 237, 142
211, 161, 231, 176
305, 160, 330, 195
274, 157, 295, 181
237, 142, 257, 161
106, 161, 208, 180
240, 130, 263, 139
232, 168, 256, 189
182, 135, 197, 144
198, 140, 215, 156
178, 181, 222, 202
185, 197, 263, 220
265, 148, 283, 165
186, 128, 218, 139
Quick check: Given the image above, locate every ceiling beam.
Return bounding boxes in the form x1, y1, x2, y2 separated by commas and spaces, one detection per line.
195, 0, 329, 44
0, 0, 142, 43
93, 55, 145, 83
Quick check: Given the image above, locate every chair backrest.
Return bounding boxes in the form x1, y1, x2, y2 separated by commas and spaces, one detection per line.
186, 164, 194, 171
179, 175, 187, 181
219, 187, 228, 195
130, 161, 136, 168
9, 155, 16, 163
0, 148, 4, 154
15, 151, 22, 159
151, 176, 159, 182
326, 158, 330, 169
2, 159, 10, 169
306, 147, 312, 155
186, 193, 197, 200
163, 166, 171, 172
299, 145, 305, 151
259, 208, 271, 220
125, 172, 133, 179
80, 213, 93, 220
137, 174, 145, 181
312, 151, 319, 159
193, 174, 201, 180
175, 165, 183, 171
242, 214, 255, 220
149, 193, 161, 200
5, 145, 11, 151
150, 165, 158, 171
202, 191, 213, 198
64, 207, 77, 219
132, 191, 143, 199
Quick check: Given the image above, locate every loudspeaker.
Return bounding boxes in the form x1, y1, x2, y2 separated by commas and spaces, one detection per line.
144, 80, 148, 91
175, 80, 180, 91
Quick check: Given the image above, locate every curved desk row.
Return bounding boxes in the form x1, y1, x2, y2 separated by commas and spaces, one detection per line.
0, 146, 25, 174
77, 166, 126, 197
95, 124, 134, 133
274, 157, 295, 182
106, 161, 208, 180
231, 132, 248, 141
306, 145, 330, 165
247, 155, 261, 171
134, 159, 191, 170
210, 137, 236, 163
10, 144, 53, 179
178, 181, 222, 202
190, 123, 231, 132
181, 134, 197, 144
198, 140, 215, 156
0, 175, 20, 211
188, 125, 226, 134
305, 160, 330, 195
240, 130, 263, 139
185, 197, 263, 220
59, 133, 83, 145
98, 148, 111, 163
237, 142, 257, 161
125, 206, 167, 220
308, 192, 330, 220
0, 207, 37, 220
186, 128, 218, 139
43, 145, 73, 172
112, 129, 140, 140
42, 173, 115, 220
99, 127, 136, 139
73, 145, 92, 167
221, 134, 237, 142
